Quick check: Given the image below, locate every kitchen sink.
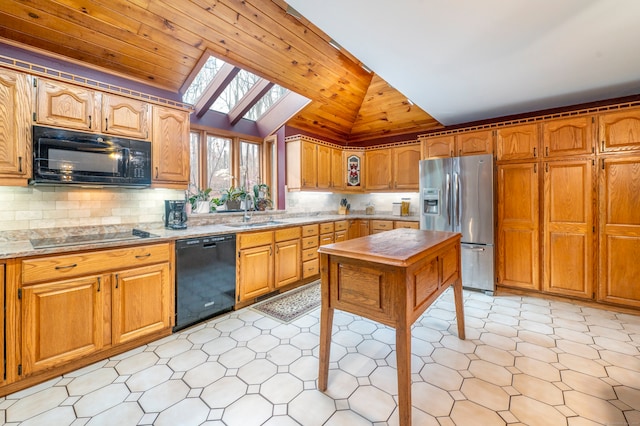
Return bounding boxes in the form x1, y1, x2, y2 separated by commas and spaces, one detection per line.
225, 220, 285, 228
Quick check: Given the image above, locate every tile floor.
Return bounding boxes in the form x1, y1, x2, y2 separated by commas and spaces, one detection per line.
1, 288, 639, 425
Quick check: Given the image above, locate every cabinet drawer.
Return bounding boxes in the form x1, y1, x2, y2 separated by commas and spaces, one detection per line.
301, 224, 318, 237
334, 220, 348, 231
22, 243, 171, 284
319, 233, 334, 246
319, 223, 334, 234
303, 259, 319, 278
275, 226, 301, 242
371, 220, 393, 231
302, 236, 318, 250
238, 231, 273, 249
394, 221, 419, 229
302, 247, 318, 262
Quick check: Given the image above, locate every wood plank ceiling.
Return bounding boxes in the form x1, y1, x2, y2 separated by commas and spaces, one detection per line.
0, 0, 443, 143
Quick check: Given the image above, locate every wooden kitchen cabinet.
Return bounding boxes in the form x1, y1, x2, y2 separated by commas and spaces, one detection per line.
274, 227, 301, 288
286, 138, 318, 190
598, 155, 640, 307
457, 130, 494, 156
21, 276, 104, 375
0, 69, 31, 185
542, 159, 595, 299
371, 220, 394, 234
35, 78, 99, 131
319, 222, 335, 246
394, 221, 419, 229
101, 93, 151, 140
317, 145, 332, 189
542, 116, 595, 158
331, 148, 344, 190
334, 220, 348, 242
392, 144, 421, 190
19, 242, 172, 377
496, 124, 540, 162
301, 224, 319, 278
497, 162, 540, 290
598, 108, 640, 154
151, 105, 190, 188
422, 135, 455, 159
237, 231, 274, 302
112, 263, 171, 345
365, 148, 392, 190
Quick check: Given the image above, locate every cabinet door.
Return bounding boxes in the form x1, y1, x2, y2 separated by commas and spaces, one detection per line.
0, 69, 31, 179
393, 145, 420, 190
543, 116, 595, 158
497, 163, 540, 290
330, 147, 344, 189
102, 93, 150, 140
152, 105, 190, 187
36, 78, 98, 131
238, 244, 273, 301
358, 220, 370, 237
365, 149, 392, 190
496, 124, 539, 161
301, 141, 317, 189
598, 155, 640, 307
456, 130, 494, 156
112, 263, 171, 345
598, 109, 640, 154
21, 276, 104, 375
543, 159, 595, 299
423, 135, 454, 159
317, 145, 331, 189
274, 239, 301, 288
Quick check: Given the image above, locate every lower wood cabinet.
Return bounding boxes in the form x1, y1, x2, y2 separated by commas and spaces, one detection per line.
19, 243, 173, 378
274, 228, 301, 289
371, 220, 394, 234
237, 231, 274, 302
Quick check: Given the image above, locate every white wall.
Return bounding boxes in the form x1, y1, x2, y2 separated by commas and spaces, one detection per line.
285, 191, 419, 216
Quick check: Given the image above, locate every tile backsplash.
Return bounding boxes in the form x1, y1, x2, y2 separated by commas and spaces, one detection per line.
0, 186, 419, 232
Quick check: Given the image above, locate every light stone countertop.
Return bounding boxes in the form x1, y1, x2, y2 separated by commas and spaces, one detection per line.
0, 211, 420, 259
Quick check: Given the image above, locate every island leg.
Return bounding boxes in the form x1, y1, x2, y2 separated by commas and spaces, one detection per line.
453, 278, 466, 340
395, 321, 412, 426
318, 304, 334, 391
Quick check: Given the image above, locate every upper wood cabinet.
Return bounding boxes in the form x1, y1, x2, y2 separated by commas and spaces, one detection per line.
0, 69, 31, 184
423, 135, 455, 159
392, 145, 421, 189
496, 124, 540, 162
151, 105, 190, 188
542, 116, 595, 158
286, 139, 317, 190
365, 148, 392, 190
35, 78, 99, 132
598, 108, 640, 154
101, 93, 151, 140
316, 144, 332, 189
542, 159, 595, 299
331, 148, 344, 190
456, 130, 494, 156
497, 162, 540, 290
598, 155, 640, 307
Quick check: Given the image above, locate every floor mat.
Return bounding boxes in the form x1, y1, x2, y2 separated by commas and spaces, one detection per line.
250, 280, 320, 323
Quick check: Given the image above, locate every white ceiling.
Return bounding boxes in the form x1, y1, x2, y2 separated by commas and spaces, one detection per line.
287, 0, 640, 126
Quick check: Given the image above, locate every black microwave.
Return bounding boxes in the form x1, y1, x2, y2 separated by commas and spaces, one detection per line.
31, 126, 152, 187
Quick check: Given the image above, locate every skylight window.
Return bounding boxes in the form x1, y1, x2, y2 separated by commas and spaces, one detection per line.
182, 53, 290, 123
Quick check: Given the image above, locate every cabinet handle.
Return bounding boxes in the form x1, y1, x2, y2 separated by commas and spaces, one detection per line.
115, 273, 119, 289
155, 166, 159, 179
545, 163, 549, 172
534, 163, 537, 173
18, 156, 22, 173
269, 247, 272, 256
55, 263, 77, 270
276, 246, 279, 254
105, 117, 109, 131
135, 253, 151, 259
533, 147, 537, 157
545, 146, 549, 157
89, 115, 92, 129
601, 140, 605, 151
97, 277, 101, 292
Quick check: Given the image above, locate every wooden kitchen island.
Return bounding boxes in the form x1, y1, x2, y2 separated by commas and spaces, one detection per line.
317, 228, 465, 426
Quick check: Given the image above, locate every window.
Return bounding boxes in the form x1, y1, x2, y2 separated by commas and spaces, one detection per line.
239, 141, 261, 190
189, 132, 200, 191
206, 135, 232, 197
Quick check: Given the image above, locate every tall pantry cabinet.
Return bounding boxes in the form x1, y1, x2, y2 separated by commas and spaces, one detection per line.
597, 108, 640, 307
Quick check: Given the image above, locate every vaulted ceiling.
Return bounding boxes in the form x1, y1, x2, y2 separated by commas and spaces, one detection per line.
0, 0, 442, 143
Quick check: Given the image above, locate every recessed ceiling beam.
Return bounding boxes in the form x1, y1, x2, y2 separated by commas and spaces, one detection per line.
228, 79, 274, 125
194, 62, 240, 118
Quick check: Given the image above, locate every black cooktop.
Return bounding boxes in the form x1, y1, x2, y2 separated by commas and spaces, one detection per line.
30, 228, 158, 249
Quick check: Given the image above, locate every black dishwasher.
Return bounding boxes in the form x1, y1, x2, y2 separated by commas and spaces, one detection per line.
174, 234, 236, 331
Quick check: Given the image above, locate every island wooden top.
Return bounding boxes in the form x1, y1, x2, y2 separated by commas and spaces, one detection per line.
317, 228, 461, 267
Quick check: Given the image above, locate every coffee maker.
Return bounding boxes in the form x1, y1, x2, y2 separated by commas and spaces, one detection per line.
164, 200, 188, 229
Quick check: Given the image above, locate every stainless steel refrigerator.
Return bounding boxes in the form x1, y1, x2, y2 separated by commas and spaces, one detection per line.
419, 154, 495, 293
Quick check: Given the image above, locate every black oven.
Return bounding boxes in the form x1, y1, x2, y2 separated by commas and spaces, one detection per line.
31, 125, 151, 187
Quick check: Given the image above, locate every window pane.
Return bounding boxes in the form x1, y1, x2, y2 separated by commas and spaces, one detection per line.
239, 141, 261, 191
182, 56, 225, 104
189, 132, 200, 191
244, 85, 289, 120
206, 135, 232, 198
210, 69, 261, 113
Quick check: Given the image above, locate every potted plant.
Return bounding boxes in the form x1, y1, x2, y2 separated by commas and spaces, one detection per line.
221, 186, 246, 210
188, 186, 212, 214
253, 183, 273, 211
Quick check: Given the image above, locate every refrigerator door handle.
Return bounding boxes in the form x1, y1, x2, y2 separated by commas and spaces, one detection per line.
454, 172, 461, 227
463, 246, 486, 252
445, 173, 451, 225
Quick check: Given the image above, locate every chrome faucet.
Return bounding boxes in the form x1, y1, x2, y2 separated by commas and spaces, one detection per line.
243, 193, 254, 222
